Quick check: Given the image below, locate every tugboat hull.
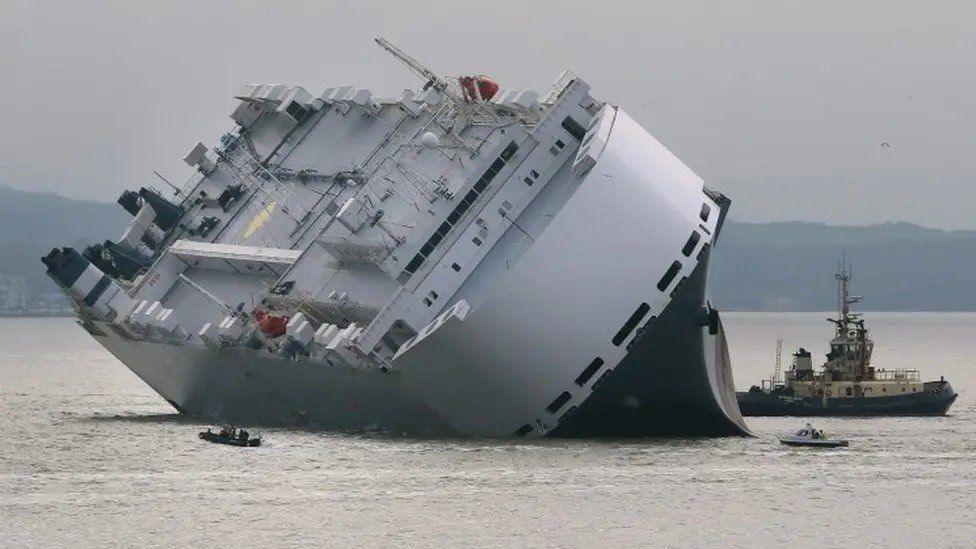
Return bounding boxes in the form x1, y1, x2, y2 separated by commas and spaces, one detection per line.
736, 381, 957, 417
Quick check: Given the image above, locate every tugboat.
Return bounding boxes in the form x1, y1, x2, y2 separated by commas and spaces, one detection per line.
737, 263, 957, 416
199, 426, 261, 447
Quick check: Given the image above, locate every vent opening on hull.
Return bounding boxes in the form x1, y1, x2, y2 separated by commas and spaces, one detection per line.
83, 275, 112, 307
547, 391, 572, 414
657, 261, 682, 292
612, 303, 650, 347
681, 231, 701, 257
591, 369, 614, 391
626, 316, 656, 352
500, 141, 519, 161
696, 243, 711, 262
669, 276, 688, 299
559, 405, 578, 423
514, 424, 534, 437
561, 116, 586, 141
575, 357, 605, 386
700, 203, 711, 222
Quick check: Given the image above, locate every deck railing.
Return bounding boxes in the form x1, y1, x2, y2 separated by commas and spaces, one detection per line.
874, 369, 921, 381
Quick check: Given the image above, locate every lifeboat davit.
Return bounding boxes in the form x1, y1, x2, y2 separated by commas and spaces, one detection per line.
459, 75, 499, 102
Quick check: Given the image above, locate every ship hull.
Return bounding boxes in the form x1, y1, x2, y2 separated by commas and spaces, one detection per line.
736, 383, 957, 417
82, 252, 749, 438
52, 95, 752, 438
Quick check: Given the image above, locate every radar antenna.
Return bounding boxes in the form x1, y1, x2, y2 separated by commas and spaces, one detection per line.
374, 37, 458, 101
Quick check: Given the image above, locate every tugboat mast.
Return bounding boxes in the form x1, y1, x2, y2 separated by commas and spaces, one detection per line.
833, 258, 861, 325
827, 259, 868, 379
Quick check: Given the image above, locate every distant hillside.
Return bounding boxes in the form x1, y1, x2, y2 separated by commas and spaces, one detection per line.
712, 221, 976, 311
2, 186, 975, 311
0, 185, 128, 292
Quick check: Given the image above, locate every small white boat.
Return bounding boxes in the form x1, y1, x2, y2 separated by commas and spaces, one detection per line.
779, 424, 848, 448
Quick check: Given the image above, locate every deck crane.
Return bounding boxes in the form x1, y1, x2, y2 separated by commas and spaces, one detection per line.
374, 37, 460, 102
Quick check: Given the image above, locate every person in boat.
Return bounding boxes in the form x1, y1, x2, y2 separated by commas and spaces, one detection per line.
239, 429, 249, 442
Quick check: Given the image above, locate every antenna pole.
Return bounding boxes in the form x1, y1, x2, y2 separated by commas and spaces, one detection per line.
153, 170, 183, 197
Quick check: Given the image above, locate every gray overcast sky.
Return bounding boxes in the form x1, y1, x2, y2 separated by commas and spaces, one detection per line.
1, 0, 973, 227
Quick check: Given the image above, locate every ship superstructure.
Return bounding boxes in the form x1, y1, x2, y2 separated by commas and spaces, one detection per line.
738, 264, 956, 416
43, 39, 747, 437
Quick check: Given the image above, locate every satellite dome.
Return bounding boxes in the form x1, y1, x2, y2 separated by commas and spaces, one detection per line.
420, 132, 440, 149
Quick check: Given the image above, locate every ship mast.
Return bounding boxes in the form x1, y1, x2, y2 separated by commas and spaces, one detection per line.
831, 259, 861, 332
830, 257, 869, 381
773, 337, 783, 385
837, 260, 847, 320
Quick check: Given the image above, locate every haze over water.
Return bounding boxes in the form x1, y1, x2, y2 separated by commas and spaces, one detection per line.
1, 314, 974, 547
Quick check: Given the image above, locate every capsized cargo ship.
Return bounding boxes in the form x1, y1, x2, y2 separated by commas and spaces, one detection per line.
737, 264, 956, 416
42, 38, 748, 437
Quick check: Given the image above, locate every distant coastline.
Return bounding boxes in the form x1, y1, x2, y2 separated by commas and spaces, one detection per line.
711, 220, 976, 312
4, 185, 976, 312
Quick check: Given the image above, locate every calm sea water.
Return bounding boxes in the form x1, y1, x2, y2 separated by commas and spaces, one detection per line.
1, 314, 974, 548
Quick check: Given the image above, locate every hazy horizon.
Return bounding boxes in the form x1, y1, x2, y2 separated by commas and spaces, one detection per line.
2, 0, 973, 228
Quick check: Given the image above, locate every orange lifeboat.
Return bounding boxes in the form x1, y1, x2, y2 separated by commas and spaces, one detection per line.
253, 309, 289, 337
459, 75, 499, 102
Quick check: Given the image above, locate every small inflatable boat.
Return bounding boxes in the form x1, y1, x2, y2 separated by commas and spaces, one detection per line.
199, 428, 261, 447
779, 425, 848, 448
